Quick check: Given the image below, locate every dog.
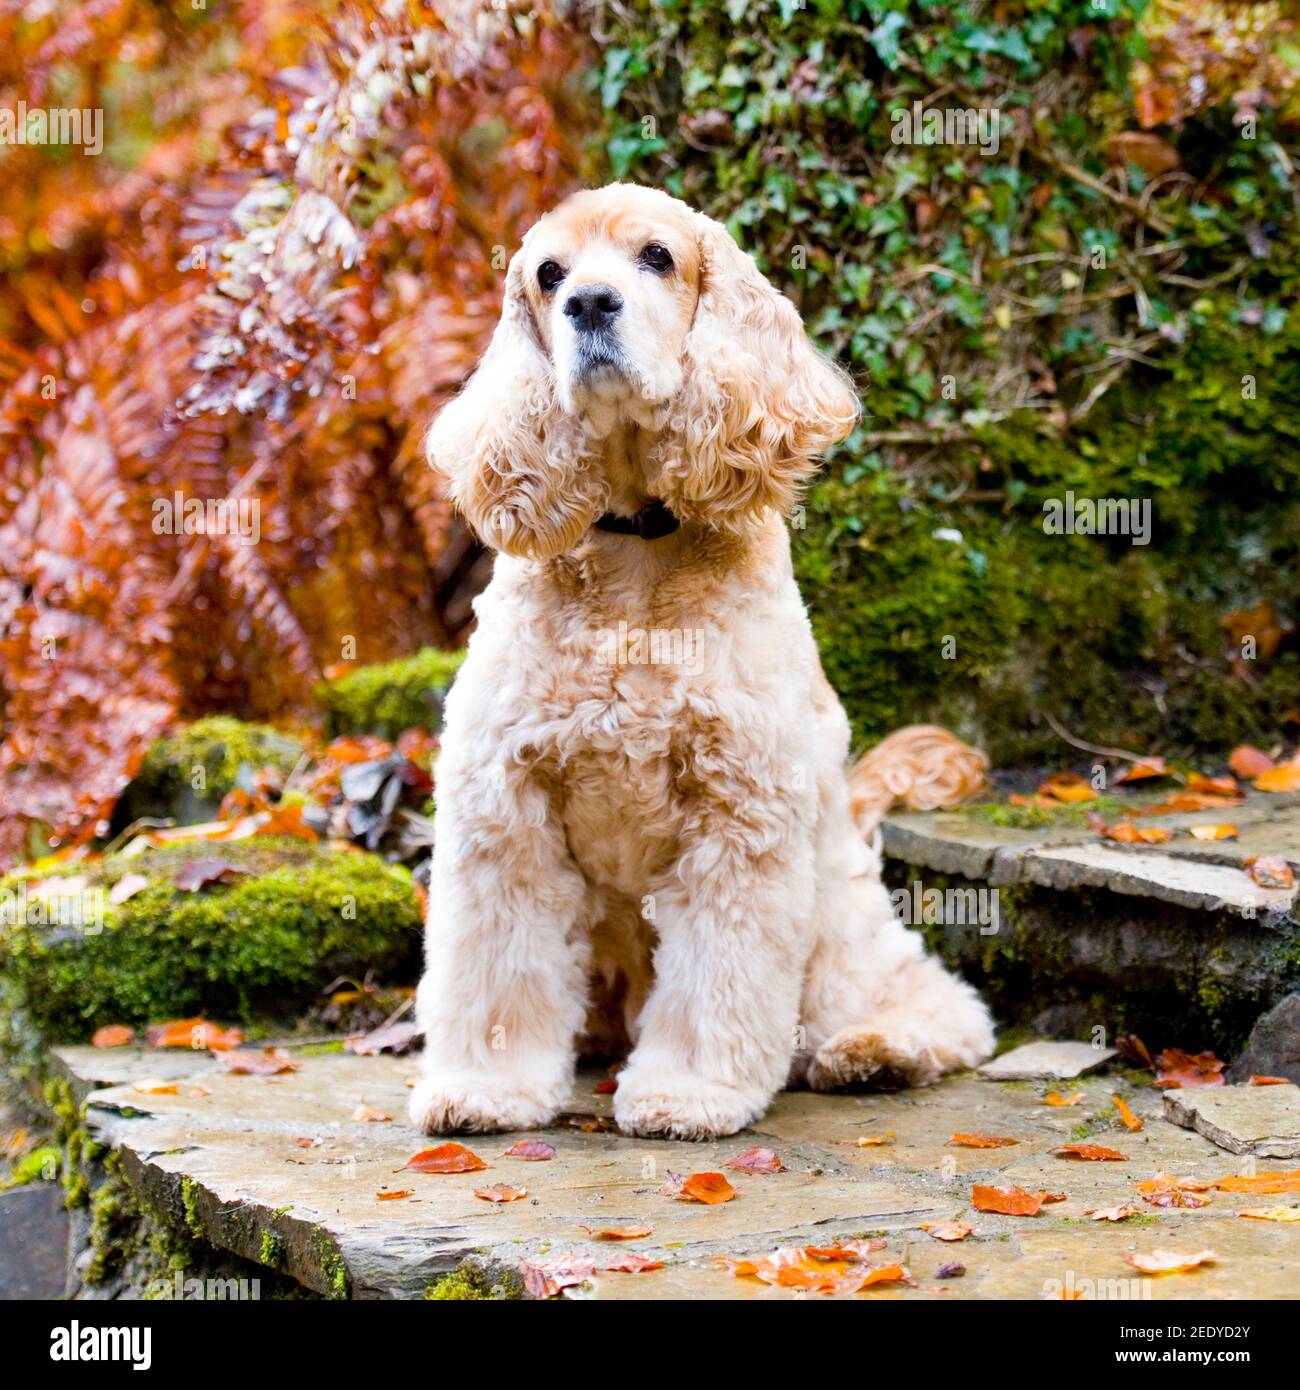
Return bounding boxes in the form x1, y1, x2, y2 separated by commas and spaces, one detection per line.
409, 183, 995, 1140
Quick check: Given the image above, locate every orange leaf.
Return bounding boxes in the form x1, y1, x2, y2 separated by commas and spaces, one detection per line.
920, 1221, 972, 1242
1245, 855, 1294, 889
1138, 792, 1241, 814
1228, 746, 1275, 778
502, 1139, 556, 1161
1138, 1172, 1213, 1208
474, 1184, 527, 1203
1105, 131, 1179, 176
728, 1146, 786, 1173
1254, 762, 1300, 793
351, 1105, 391, 1122
971, 1185, 1048, 1216
1236, 1207, 1300, 1222
1189, 824, 1238, 841
520, 1256, 595, 1299
855, 1132, 896, 1146
1037, 771, 1096, 803
1154, 1047, 1225, 1089
377, 1189, 414, 1201
1115, 757, 1167, 783
222, 1047, 300, 1075
1212, 1170, 1300, 1195
1112, 1095, 1142, 1132
1042, 1092, 1085, 1107
147, 1017, 244, 1051
673, 1171, 736, 1205
405, 1142, 488, 1174
1055, 1143, 1128, 1161
1249, 1075, 1291, 1086
581, 1224, 654, 1240
1186, 773, 1239, 797
1126, 1248, 1217, 1275
92, 1024, 134, 1048
132, 1079, 178, 1095
1133, 84, 1177, 128
1105, 822, 1173, 844
948, 1132, 1019, 1148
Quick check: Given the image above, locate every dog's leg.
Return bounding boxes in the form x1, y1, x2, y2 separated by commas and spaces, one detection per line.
796, 769, 995, 1090
613, 816, 812, 1141
408, 761, 591, 1134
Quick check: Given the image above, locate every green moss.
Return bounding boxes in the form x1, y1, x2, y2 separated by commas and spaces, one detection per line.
259, 1229, 286, 1268
316, 647, 466, 739
311, 1229, 351, 1299
134, 716, 305, 807
0, 1144, 59, 1189
425, 1264, 524, 1300
180, 1177, 205, 1241
0, 839, 421, 1043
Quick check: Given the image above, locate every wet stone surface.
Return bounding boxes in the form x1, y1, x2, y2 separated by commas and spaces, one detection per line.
53, 1045, 1300, 1300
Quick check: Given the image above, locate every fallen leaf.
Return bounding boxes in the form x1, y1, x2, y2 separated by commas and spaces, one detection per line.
502, 1139, 556, 1161
131, 1079, 177, 1095
222, 1047, 300, 1076
1115, 757, 1167, 783
1037, 771, 1096, 803
1116, 1034, 1154, 1070
405, 1142, 488, 1174
1245, 855, 1294, 889
1042, 1092, 1085, 1107
147, 1018, 244, 1051
351, 1105, 391, 1122
1138, 1172, 1214, 1208
92, 1025, 134, 1048
1105, 130, 1180, 175
948, 1133, 1019, 1148
174, 857, 252, 892
1085, 1203, 1142, 1222
670, 1171, 735, 1205
1104, 821, 1173, 845
1138, 792, 1242, 814
1236, 1207, 1300, 1222
602, 1252, 663, 1273
1112, 1095, 1142, 1132
1254, 762, 1300, 793
580, 1224, 654, 1240
592, 1078, 618, 1094
377, 1189, 414, 1201
728, 1146, 786, 1174
1229, 745, 1275, 778
520, 1256, 595, 1299
1154, 1047, 1225, 1089
344, 1021, 419, 1056
108, 872, 150, 905
1055, 1143, 1128, 1161
474, 1183, 527, 1203
1212, 1170, 1300, 1195
1249, 1075, 1290, 1086
855, 1132, 896, 1145
1126, 1248, 1217, 1275
293, 1136, 322, 1149
934, 1261, 965, 1279
1134, 83, 1177, 128
971, 1185, 1048, 1216
920, 1221, 972, 1242
1189, 824, 1238, 841
187, 1086, 211, 1098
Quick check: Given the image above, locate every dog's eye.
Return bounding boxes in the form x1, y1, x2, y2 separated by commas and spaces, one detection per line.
638, 242, 674, 274
537, 260, 566, 293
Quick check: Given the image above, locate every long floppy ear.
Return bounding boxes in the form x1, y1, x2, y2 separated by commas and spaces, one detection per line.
650, 213, 860, 526
427, 252, 606, 560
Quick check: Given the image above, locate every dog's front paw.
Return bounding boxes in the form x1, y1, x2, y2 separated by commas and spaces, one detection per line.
806, 1009, 989, 1092
408, 1071, 561, 1135
614, 1068, 766, 1141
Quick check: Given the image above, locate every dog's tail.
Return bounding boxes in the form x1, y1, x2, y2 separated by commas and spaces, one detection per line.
847, 725, 989, 837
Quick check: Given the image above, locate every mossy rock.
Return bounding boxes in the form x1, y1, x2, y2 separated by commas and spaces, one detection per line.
0, 839, 421, 1044
114, 717, 307, 830
316, 647, 466, 739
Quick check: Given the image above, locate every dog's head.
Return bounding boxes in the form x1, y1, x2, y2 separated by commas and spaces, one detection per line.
429, 183, 859, 559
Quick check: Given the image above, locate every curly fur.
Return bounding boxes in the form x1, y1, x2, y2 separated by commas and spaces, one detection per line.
412, 184, 994, 1141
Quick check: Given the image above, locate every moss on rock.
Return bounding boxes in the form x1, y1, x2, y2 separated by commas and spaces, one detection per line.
316, 647, 466, 739
0, 839, 421, 1043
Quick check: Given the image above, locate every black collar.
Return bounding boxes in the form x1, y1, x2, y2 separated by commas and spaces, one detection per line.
593, 500, 681, 540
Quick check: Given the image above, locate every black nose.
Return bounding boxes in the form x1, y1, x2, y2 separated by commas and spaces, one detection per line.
563, 284, 623, 332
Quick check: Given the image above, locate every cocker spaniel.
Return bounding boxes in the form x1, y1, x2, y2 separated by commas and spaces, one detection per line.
410, 183, 994, 1140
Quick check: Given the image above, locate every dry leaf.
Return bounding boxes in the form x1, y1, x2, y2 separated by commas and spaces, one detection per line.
222, 1047, 300, 1075
377, 1189, 414, 1201
602, 1252, 663, 1273
948, 1133, 1019, 1148
1055, 1143, 1128, 1161
147, 1017, 244, 1051
1249, 1075, 1290, 1086
1115, 757, 1167, 783
1138, 1172, 1213, 1208
474, 1183, 527, 1203
1126, 1248, 1217, 1275
728, 1146, 786, 1174
520, 1256, 595, 1299
580, 1224, 654, 1240
1037, 771, 1096, 803
1245, 855, 1294, 889
1154, 1047, 1225, 1089
108, 872, 150, 905
351, 1104, 391, 1122
1112, 1095, 1142, 1132
1212, 1170, 1300, 1195
502, 1139, 556, 1161
855, 1132, 896, 1146
920, 1221, 972, 1242
131, 1078, 177, 1095
1138, 792, 1241, 814
405, 1142, 488, 1174
1105, 822, 1173, 845
669, 1171, 736, 1205
1229, 746, 1275, 778
1042, 1091, 1085, 1107
92, 1024, 134, 1048
1189, 824, 1238, 841
1105, 130, 1180, 175
1085, 1202, 1142, 1221
971, 1185, 1049, 1216
1254, 762, 1300, 793
1236, 1207, 1300, 1222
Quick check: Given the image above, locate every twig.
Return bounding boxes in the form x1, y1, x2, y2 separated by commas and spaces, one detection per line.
1041, 710, 1151, 764
1030, 149, 1174, 236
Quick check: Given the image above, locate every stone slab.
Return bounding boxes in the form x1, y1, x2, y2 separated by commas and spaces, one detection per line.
0, 1183, 69, 1300
1163, 1084, 1300, 1158
1228, 994, 1300, 1086
51, 1045, 1300, 1301
978, 1041, 1117, 1081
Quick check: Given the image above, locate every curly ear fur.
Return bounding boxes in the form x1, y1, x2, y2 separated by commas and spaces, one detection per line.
650, 212, 860, 526
426, 254, 606, 560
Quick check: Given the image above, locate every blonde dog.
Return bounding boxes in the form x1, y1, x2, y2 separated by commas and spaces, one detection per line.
410, 184, 994, 1140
